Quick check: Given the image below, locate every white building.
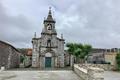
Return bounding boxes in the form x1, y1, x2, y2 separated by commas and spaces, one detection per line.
32, 8, 65, 69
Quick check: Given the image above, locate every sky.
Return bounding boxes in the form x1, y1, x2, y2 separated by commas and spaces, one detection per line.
0, 0, 120, 48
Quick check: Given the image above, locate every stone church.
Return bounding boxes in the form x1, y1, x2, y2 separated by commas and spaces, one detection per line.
32, 8, 65, 69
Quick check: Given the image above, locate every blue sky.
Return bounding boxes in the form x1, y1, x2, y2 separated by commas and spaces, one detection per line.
0, 0, 120, 48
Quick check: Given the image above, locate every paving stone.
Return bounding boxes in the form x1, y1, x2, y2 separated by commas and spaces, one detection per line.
0, 71, 81, 80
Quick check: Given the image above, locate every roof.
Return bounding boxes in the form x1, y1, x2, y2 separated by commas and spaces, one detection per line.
56, 37, 65, 41
18, 48, 32, 56
91, 48, 106, 53
44, 7, 56, 23
0, 40, 20, 52
46, 7, 53, 20
27, 48, 32, 56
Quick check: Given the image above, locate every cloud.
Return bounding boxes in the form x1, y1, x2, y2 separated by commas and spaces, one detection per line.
55, 0, 120, 48
0, 0, 120, 48
0, 1, 37, 48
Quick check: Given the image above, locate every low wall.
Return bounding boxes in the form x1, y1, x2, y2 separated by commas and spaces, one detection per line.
78, 64, 114, 71
74, 64, 104, 80
74, 64, 88, 80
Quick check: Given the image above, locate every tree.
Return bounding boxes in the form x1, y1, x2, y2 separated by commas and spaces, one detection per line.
66, 43, 76, 55
20, 55, 25, 63
80, 44, 92, 59
66, 43, 76, 66
116, 53, 120, 70
66, 43, 92, 63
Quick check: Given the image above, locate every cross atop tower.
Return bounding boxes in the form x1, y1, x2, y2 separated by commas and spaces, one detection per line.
49, 7, 51, 11
48, 7, 51, 15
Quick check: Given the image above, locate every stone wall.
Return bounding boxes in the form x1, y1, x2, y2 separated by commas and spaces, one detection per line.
79, 64, 114, 71
8, 47, 20, 68
74, 64, 104, 80
0, 41, 21, 69
0, 42, 9, 68
74, 64, 88, 80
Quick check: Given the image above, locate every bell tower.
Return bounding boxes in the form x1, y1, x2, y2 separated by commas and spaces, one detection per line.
41, 7, 57, 35
32, 7, 65, 68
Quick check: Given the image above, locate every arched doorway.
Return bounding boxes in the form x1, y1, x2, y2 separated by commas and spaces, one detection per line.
45, 52, 52, 68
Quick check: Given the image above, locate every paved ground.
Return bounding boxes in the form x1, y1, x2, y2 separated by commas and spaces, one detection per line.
0, 71, 81, 80
104, 71, 120, 80
1, 70, 120, 80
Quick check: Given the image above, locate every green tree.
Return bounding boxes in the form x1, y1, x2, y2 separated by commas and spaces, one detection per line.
66, 43, 81, 63
20, 55, 25, 63
66, 43, 76, 55
80, 44, 92, 59
66, 43, 92, 63
116, 53, 120, 70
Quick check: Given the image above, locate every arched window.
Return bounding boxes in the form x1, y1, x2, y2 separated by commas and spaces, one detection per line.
47, 24, 52, 30
47, 39, 51, 47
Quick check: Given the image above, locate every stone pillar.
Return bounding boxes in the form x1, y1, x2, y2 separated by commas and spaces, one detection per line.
39, 56, 45, 69
60, 54, 65, 67
70, 55, 74, 67
88, 67, 104, 80
55, 57, 58, 67
51, 57, 54, 68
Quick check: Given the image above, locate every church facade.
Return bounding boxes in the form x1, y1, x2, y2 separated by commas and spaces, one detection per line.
32, 8, 65, 68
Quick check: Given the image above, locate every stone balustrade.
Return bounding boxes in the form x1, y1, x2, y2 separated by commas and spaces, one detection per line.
74, 64, 104, 80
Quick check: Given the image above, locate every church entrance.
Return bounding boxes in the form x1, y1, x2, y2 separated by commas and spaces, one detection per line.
45, 57, 51, 67
45, 52, 52, 68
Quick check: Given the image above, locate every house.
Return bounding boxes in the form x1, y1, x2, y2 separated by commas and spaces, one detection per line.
104, 52, 118, 68
0, 40, 21, 69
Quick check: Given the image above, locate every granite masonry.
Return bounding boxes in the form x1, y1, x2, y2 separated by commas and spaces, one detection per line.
74, 64, 104, 80
0, 41, 21, 69
32, 8, 65, 69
